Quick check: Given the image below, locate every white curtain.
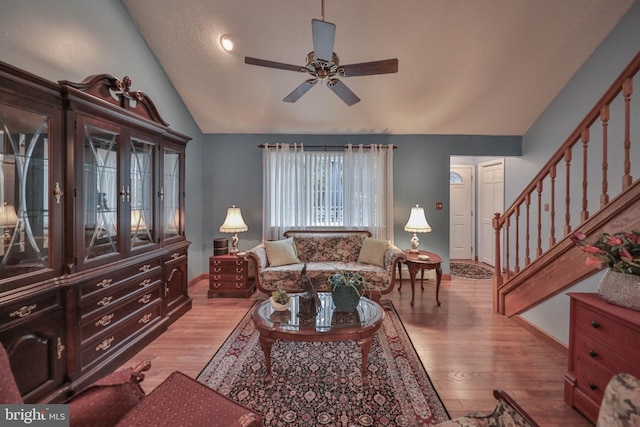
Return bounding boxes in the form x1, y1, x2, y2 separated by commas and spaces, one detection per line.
262, 143, 394, 241
262, 143, 305, 240
343, 144, 394, 240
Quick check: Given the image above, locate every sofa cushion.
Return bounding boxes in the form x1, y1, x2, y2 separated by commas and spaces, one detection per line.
294, 233, 366, 263
358, 237, 389, 267
264, 237, 300, 267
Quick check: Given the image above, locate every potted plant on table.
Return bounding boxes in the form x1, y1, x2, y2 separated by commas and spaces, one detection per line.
270, 288, 291, 311
328, 271, 377, 312
571, 230, 640, 311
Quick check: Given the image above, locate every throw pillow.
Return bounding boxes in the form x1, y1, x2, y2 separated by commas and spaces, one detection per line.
264, 237, 301, 266
358, 237, 389, 267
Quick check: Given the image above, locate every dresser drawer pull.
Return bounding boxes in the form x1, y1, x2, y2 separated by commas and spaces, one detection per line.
139, 264, 151, 272
591, 320, 600, 329
213, 268, 222, 273
96, 337, 114, 352
589, 382, 598, 390
213, 275, 221, 280
236, 268, 244, 273
96, 278, 113, 288
97, 296, 113, 307
95, 314, 114, 327
138, 293, 152, 304
213, 260, 222, 266
171, 252, 180, 260
139, 279, 152, 287
588, 350, 598, 358
213, 282, 221, 288
236, 275, 244, 280
236, 260, 243, 265
236, 282, 244, 289
9, 304, 37, 318
139, 313, 153, 324
56, 337, 65, 360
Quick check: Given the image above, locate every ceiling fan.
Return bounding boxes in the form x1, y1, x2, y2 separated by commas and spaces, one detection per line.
244, 1, 398, 106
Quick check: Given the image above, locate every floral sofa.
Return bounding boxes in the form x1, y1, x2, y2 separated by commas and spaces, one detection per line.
247, 230, 405, 297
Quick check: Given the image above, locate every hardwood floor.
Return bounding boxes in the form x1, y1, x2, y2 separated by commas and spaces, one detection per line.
122, 274, 592, 426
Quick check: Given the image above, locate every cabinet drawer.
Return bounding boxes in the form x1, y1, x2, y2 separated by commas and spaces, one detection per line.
574, 358, 613, 405
80, 272, 162, 317
209, 272, 248, 282
80, 282, 162, 343
0, 291, 61, 328
165, 247, 187, 263
80, 300, 162, 370
77, 258, 162, 300
209, 280, 248, 290
575, 303, 640, 346
575, 334, 640, 375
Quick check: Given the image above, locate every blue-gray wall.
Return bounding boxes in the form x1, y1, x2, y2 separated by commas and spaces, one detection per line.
0, 0, 207, 278
513, 2, 640, 345
205, 134, 521, 274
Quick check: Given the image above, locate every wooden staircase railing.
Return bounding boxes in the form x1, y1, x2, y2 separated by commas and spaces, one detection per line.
492, 49, 640, 315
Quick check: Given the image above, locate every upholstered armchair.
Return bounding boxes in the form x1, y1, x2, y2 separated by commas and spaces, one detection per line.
1, 343, 263, 426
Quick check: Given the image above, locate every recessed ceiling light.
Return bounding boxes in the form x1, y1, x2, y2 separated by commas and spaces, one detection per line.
220, 34, 236, 53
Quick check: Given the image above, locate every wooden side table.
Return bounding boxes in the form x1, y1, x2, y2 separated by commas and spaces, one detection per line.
397, 250, 442, 306
208, 254, 255, 298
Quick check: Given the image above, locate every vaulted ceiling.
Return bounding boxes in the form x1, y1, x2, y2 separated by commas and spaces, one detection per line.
122, 0, 635, 135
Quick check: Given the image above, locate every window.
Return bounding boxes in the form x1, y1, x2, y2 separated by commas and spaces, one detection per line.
262, 144, 394, 240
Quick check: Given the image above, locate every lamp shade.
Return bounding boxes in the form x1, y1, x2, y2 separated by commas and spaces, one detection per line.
219, 205, 248, 233
0, 204, 18, 228
404, 204, 432, 233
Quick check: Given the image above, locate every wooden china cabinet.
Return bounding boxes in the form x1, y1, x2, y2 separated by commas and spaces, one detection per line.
0, 61, 191, 403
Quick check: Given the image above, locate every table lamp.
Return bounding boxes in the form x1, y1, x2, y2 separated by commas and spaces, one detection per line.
404, 204, 431, 253
0, 203, 18, 243
219, 205, 248, 253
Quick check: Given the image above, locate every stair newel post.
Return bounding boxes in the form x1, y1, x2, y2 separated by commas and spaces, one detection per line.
492, 213, 503, 313
622, 77, 633, 190
600, 104, 610, 207
581, 127, 590, 222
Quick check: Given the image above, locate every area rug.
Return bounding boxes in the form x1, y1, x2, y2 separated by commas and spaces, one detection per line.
197, 300, 450, 426
450, 262, 493, 280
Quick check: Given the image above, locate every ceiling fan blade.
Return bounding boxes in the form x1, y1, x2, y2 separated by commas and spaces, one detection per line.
340, 59, 399, 77
327, 79, 360, 106
283, 79, 317, 103
312, 19, 336, 61
245, 57, 304, 72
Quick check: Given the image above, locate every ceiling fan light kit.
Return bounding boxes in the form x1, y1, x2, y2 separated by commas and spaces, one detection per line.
244, 2, 398, 106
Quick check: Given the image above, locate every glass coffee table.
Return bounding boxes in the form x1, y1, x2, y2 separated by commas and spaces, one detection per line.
252, 293, 384, 385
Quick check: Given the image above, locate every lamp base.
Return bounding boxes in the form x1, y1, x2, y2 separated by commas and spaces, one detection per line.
409, 233, 420, 253
230, 233, 239, 253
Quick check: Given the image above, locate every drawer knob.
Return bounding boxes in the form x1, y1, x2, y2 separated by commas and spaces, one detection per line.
97, 278, 113, 288
589, 382, 598, 390
591, 321, 600, 329
97, 296, 113, 307
588, 350, 598, 358
9, 304, 37, 318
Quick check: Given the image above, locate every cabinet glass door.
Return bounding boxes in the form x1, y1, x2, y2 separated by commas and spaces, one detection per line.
130, 137, 154, 249
83, 124, 119, 261
162, 149, 181, 239
0, 104, 50, 278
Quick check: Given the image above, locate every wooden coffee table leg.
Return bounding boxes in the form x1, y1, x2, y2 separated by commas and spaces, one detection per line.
356, 336, 374, 385
258, 334, 275, 383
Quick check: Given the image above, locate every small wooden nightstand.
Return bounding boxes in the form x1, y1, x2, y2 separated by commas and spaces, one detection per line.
397, 249, 443, 306
208, 254, 255, 298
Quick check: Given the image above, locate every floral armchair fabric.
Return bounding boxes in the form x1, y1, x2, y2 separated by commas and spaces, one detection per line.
596, 373, 640, 427
434, 390, 539, 427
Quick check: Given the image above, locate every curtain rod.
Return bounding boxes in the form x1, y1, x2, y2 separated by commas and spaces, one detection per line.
258, 144, 397, 149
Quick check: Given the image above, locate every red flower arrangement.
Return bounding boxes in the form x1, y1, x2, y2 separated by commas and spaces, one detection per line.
571, 230, 640, 276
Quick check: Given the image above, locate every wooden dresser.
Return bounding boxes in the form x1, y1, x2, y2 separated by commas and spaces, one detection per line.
208, 254, 255, 298
564, 292, 640, 423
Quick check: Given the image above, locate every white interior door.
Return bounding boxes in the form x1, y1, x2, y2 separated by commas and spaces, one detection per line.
478, 159, 504, 266
449, 165, 474, 260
